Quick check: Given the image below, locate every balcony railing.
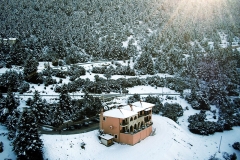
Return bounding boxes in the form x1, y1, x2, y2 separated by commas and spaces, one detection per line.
120, 122, 128, 126
144, 112, 151, 116
146, 121, 153, 127
121, 122, 153, 135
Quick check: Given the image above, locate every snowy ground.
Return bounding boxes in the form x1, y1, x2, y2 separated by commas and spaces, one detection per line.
127, 86, 177, 94
3, 94, 239, 159
41, 114, 240, 160
40, 95, 240, 160
0, 125, 16, 159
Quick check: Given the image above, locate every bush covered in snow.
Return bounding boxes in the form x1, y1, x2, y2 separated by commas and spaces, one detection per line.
92, 66, 107, 74
92, 65, 135, 76
68, 65, 86, 81
162, 102, 183, 122
222, 152, 237, 160
0, 141, 3, 153
188, 111, 224, 135
145, 95, 163, 114
18, 81, 30, 94
0, 70, 24, 92
232, 142, 240, 151
185, 90, 210, 110
127, 94, 141, 104
217, 97, 240, 130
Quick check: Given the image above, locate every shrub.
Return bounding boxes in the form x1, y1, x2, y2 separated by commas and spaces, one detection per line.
145, 95, 163, 114
188, 111, 224, 135
68, 65, 86, 77
44, 76, 57, 86
58, 60, 64, 66
232, 142, 240, 151
188, 121, 220, 135
162, 102, 183, 122
92, 66, 106, 74
222, 152, 237, 160
0, 70, 24, 92
52, 59, 58, 66
52, 69, 66, 78
26, 98, 33, 106
18, 82, 30, 94
127, 94, 140, 104
54, 85, 62, 93
122, 88, 129, 94
186, 91, 210, 110
0, 141, 3, 153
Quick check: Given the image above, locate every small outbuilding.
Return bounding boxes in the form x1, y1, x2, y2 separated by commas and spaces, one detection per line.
99, 134, 114, 146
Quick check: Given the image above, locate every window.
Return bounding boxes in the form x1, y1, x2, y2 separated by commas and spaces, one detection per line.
114, 134, 118, 139
103, 117, 105, 121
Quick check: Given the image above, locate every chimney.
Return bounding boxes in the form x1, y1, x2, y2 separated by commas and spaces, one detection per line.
139, 100, 143, 107
100, 108, 104, 129
129, 104, 133, 111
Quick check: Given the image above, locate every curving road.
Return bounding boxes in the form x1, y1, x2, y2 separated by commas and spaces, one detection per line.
39, 123, 99, 135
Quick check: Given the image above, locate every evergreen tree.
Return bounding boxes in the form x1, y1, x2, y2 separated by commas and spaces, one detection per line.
0, 70, 24, 92
59, 84, 73, 120
31, 91, 49, 124
83, 93, 103, 117
127, 94, 140, 103
32, 90, 41, 103
6, 109, 20, 140
134, 52, 154, 75
104, 68, 112, 80
51, 103, 64, 127
5, 89, 19, 115
145, 95, 163, 114
13, 111, 43, 160
8, 40, 28, 66
23, 55, 42, 83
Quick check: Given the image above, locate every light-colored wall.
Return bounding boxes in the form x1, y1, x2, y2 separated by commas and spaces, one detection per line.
101, 138, 108, 146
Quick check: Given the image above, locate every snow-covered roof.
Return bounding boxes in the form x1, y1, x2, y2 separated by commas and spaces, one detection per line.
145, 108, 152, 111
121, 105, 143, 112
103, 102, 154, 119
100, 134, 114, 140
131, 101, 154, 109
8, 38, 17, 41
103, 108, 137, 119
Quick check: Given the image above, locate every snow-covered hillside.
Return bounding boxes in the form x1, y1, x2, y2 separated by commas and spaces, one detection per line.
41, 115, 240, 160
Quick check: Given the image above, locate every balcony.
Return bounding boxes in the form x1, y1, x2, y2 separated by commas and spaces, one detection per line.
120, 122, 128, 126
144, 111, 151, 116
146, 121, 153, 127
144, 114, 150, 117
121, 122, 153, 135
